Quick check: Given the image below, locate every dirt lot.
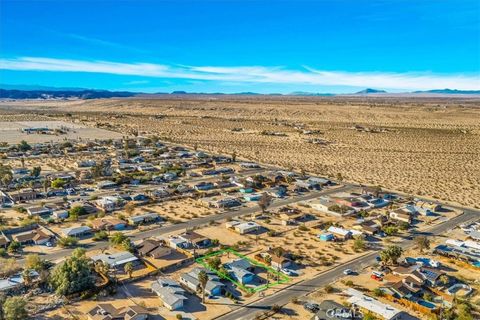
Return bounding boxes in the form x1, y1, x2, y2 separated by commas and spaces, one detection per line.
0, 120, 123, 144
1, 97, 479, 208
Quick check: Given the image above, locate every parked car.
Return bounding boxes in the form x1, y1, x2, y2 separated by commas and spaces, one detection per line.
370, 274, 383, 281
281, 268, 298, 276
372, 271, 384, 278
303, 302, 320, 313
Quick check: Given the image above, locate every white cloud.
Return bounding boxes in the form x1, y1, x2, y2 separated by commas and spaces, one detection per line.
1, 56, 479, 90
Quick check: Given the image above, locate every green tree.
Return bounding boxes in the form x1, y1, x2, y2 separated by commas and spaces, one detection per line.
383, 226, 398, 236
2, 296, 28, 320
124, 262, 134, 278
7, 241, 21, 254
24, 254, 47, 272
439, 274, 449, 286
109, 232, 128, 246
30, 166, 41, 178
353, 238, 366, 251
18, 140, 31, 152
121, 239, 135, 253
51, 178, 66, 189
49, 248, 95, 296
207, 257, 221, 270
57, 236, 78, 248
380, 245, 403, 265
92, 231, 109, 241
198, 270, 209, 304
372, 288, 384, 297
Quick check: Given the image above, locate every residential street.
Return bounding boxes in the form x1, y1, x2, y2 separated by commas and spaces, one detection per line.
216, 209, 480, 320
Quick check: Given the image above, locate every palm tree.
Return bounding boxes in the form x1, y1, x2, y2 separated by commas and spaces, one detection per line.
124, 262, 134, 278
198, 270, 209, 304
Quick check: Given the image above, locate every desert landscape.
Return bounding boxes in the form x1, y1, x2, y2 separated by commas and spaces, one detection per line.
1, 96, 479, 208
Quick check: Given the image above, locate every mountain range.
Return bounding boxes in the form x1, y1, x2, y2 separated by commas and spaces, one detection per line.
0, 84, 479, 99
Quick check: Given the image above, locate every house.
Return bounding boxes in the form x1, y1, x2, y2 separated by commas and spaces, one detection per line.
386, 277, 424, 299
391, 265, 425, 284
417, 267, 446, 287
76, 160, 96, 168
87, 304, 148, 320
96, 196, 124, 212
327, 226, 353, 241
267, 248, 292, 269
311, 300, 353, 320
136, 163, 157, 172
366, 197, 390, 208
359, 220, 381, 235
61, 225, 92, 238
11, 167, 29, 175
267, 186, 288, 198
468, 230, 480, 241
226, 220, 261, 234
136, 239, 171, 259
344, 288, 409, 320
415, 201, 442, 212
91, 217, 127, 231
389, 209, 412, 224
178, 231, 211, 249
306, 198, 356, 217
318, 233, 334, 241
96, 180, 117, 189
307, 177, 331, 186
128, 213, 161, 225
278, 207, 304, 225
52, 209, 69, 219
194, 182, 215, 191
151, 277, 187, 310
91, 251, 141, 270
26, 206, 53, 216
11, 227, 53, 245
405, 204, 433, 217
8, 190, 37, 203
224, 259, 256, 284
240, 162, 260, 169
179, 267, 225, 297
168, 237, 188, 250
243, 193, 261, 201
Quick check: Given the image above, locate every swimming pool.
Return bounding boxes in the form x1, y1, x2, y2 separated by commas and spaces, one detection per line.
417, 300, 436, 309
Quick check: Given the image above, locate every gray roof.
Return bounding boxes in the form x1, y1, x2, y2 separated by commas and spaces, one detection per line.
181, 268, 224, 294
151, 277, 187, 307
62, 225, 92, 236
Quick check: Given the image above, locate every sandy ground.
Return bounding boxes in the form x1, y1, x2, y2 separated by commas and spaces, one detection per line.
0, 120, 123, 144
0, 97, 478, 208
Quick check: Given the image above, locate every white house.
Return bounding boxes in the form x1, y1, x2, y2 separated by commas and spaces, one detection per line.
345, 288, 408, 320
226, 220, 261, 234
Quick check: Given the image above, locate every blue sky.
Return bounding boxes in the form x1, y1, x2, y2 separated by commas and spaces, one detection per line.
1, 0, 479, 93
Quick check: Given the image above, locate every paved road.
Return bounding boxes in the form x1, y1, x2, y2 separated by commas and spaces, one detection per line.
29, 185, 351, 263
216, 209, 480, 320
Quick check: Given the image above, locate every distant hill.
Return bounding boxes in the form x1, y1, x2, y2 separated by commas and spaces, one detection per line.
414, 89, 480, 95
0, 89, 138, 99
0, 84, 89, 91
355, 88, 387, 94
